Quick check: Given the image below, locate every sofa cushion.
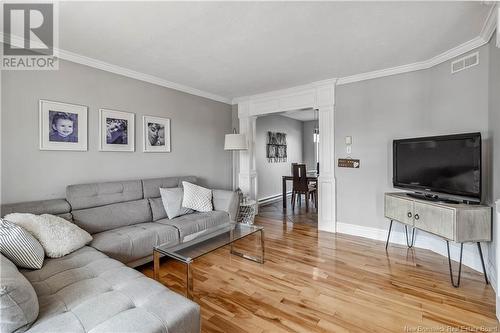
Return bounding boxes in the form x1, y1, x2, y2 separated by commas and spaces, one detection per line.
212, 190, 240, 223
1, 199, 71, 218
157, 211, 230, 240
72, 199, 152, 234
148, 197, 168, 221
67, 180, 143, 210
142, 176, 197, 199
21, 246, 200, 333
0, 219, 44, 269
90, 223, 179, 263
0, 254, 39, 333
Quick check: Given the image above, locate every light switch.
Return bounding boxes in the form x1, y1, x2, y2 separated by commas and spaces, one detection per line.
345, 136, 352, 145
346, 146, 352, 154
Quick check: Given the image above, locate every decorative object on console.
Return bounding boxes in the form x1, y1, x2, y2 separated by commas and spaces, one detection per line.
99, 108, 135, 152
4, 213, 93, 258
182, 181, 213, 212
143, 115, 171, 152
39, 99, 88, 151
160, 187, 194, 219
0, 218, 44, 269
266, 131, 287, 163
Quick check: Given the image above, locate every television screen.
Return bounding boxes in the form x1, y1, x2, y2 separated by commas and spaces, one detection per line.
393, 133, 481, 201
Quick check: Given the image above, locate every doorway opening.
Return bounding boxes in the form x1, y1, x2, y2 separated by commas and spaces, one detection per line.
254, 109, 319, 226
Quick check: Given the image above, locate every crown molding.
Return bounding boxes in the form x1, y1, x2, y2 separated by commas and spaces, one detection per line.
0, 33, 231, 105
337, 3, 497, 86
336, 35, 487, 85
57, 49, 231, 104
232, 78, 337, 105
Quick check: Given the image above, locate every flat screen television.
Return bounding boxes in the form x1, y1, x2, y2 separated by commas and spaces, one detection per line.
393, 133, 481, 203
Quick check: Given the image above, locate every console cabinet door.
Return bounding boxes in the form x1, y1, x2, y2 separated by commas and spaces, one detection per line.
413, 202, 455, 240
385, 195, 414, 225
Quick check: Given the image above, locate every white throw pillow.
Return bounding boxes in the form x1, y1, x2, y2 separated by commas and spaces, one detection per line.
160, 187, 194, 219
4, 213, 93, 258
182, 181, 213, 212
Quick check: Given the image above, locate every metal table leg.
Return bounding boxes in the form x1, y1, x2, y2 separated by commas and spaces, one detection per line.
405, 225, 416, 248
446, 240, 463, 288
385, 220, 393, 250
230, 229, 265, 264
477, 242, 489, 285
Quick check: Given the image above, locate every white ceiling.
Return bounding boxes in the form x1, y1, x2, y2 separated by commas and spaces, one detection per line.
57, 1, 492, 101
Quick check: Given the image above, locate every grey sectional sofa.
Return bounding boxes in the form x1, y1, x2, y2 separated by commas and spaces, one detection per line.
1, 176, 239, 333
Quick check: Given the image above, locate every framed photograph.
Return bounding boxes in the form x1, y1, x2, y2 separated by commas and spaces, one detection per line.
39, 100, 88, 151
143, 116, 171, 152
99, 108, 135, 152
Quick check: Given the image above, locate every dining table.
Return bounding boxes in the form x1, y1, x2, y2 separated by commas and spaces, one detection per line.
282, 172, 318, 210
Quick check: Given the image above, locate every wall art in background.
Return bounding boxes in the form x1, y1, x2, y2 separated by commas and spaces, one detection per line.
39, 100, 88, 151
266, 131, 287, 162
99, 108, 135, 152
143, 115, 171, 152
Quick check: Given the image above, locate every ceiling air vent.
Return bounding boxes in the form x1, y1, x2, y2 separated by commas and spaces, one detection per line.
451, 52, 479, 74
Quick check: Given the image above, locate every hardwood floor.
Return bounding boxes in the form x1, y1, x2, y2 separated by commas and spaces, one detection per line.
141, 206, 497, 332
258, 197, 317, 225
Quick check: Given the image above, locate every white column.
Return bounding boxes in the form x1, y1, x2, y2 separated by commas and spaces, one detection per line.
316, 83, 336, 233
238, 102, 257, 201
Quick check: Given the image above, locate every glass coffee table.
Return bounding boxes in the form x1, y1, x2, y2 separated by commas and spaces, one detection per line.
153, 223, 264, 299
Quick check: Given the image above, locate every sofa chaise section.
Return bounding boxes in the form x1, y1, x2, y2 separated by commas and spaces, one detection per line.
21, 246, 200, 333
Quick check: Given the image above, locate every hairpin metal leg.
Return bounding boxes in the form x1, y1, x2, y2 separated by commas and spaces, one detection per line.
446, 241, 463, 288
405, 225, 416, 248
385, 220, 393, 250
477, 242, 489, 284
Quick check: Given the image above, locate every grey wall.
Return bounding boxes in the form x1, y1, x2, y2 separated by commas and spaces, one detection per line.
335, 43, 490, 231
256, 114, 303, 200
1, 59, 233, 203
302, 120, 318, 171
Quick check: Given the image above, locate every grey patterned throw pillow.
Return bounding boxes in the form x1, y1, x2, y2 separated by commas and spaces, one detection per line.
0, 218, 44, 269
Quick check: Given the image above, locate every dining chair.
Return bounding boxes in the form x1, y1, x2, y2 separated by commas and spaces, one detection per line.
291, 163, 317, 211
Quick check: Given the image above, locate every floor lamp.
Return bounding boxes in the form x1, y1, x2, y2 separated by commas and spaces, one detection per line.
224, 130, 248, 191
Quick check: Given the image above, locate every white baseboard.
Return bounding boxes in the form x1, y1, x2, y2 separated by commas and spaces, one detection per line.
336, 221, 496, 293
258, 192, 291, 205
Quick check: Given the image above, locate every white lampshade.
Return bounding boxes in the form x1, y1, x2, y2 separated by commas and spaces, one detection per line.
224, 133, 248, 150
